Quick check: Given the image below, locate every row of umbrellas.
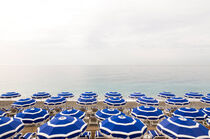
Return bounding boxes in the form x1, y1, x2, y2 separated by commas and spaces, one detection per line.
1, 91, 210, 99
1, 105, 210, 138
4, 95, 209, 108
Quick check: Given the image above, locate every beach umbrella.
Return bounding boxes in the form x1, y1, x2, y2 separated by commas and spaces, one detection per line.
201, 96, 210, 105
207, 93, 210, 97
131, 106, 164, 121
12, 98, 36, 107
202, 107, 210, 118
80, 92, 97, 98
165, 97, 189, 106
77, 96, 97, 106
58, 92, 74, 98
105, 92, 122, 98
173, 107, 206, 120
44, 97, 66, 106
129, 92, 145, 99
32, 92, 51, 99
95, 108, 123, 121
185, 92, 204, 99
0, 110, 6, 117
158, 92, 175, 99
14, 107, 49, 125
157, 116, 210, 138
55, 109, 85, 119
99, 115, 147, 138
104, 97, 126, 107
0, 92, 21, 98
0, 117, 24, 138
137, 96, 159, 106
37, 116, 87, 139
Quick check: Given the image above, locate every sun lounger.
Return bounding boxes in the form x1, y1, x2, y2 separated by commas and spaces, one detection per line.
78, 131, 91, 139
95, 131, 106, 139
148, 130, 164, 139
13, 133, 22, 139
22, 132, 35, 139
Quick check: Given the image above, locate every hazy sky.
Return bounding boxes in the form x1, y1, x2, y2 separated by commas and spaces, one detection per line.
0, 0, 210, 65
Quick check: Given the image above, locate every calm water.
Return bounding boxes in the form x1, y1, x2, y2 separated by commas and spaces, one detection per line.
0, 65, 209, 99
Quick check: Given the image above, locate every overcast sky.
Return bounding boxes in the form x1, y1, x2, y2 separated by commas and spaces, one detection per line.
0, 0, 210, 65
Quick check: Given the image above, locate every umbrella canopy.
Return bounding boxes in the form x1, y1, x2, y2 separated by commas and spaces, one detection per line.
137, 96, 159, 106
0, 92, 21, 99
80, 92, 97, 98
0, 117, 24, 138
0, 110, 6, 117
104, 97, 126, 106
202, 107, 210, 118
201, 96, 210, 104
173, 107, 206, 120
44, 97, 66, 106
55, 109, 85, 119
207, 93, 210, 97
105, 92, 122, 98
12, 98, 36, 107
129, 92, 145, 99
158, 92, 175, 99
99, 115, 147, 138
58, 92, 74, 98
131, 106, 164, 121
37, 116, 87, 139
15, 108, 49, 125
157, 116, 210, 138
32, 92, 51, 99
77, 96, 97, 105
185, 92, 204, 99
166, 97, 189, 106
95, 108, 123, 121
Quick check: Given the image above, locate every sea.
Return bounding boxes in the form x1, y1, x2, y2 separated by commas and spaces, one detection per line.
0, 65, 209, 99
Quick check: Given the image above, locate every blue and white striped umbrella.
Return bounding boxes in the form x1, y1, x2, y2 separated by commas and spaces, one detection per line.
202, 107, 210, 118
58, 92, 74, 98
137, 97, 159, 106
12, 98, 36, 107
44, 97, 66, 106
0, 92, 21, 98
0, 110, 6, 117
173, 107, 206, 120
185, 92, 204, 99
157, 116, 210, 138
37, 116, 87, 139
105, 92, 122, 98
207, 93, 210, 97
158, 92, 175, 99
55, 109, 85, 119
77, 96, 97, 105
99, 115, 147, 138
201, 96, 210, 104
15, 108, 49, 125
129, 92, 145, 99
32, 92, 51, 99
80, 92, 97, 98
104, 97, 126, 106
131, 106, 164, 121
166, 97, 189, 106
95, 108, 123, 121
0, 117, 24, 138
